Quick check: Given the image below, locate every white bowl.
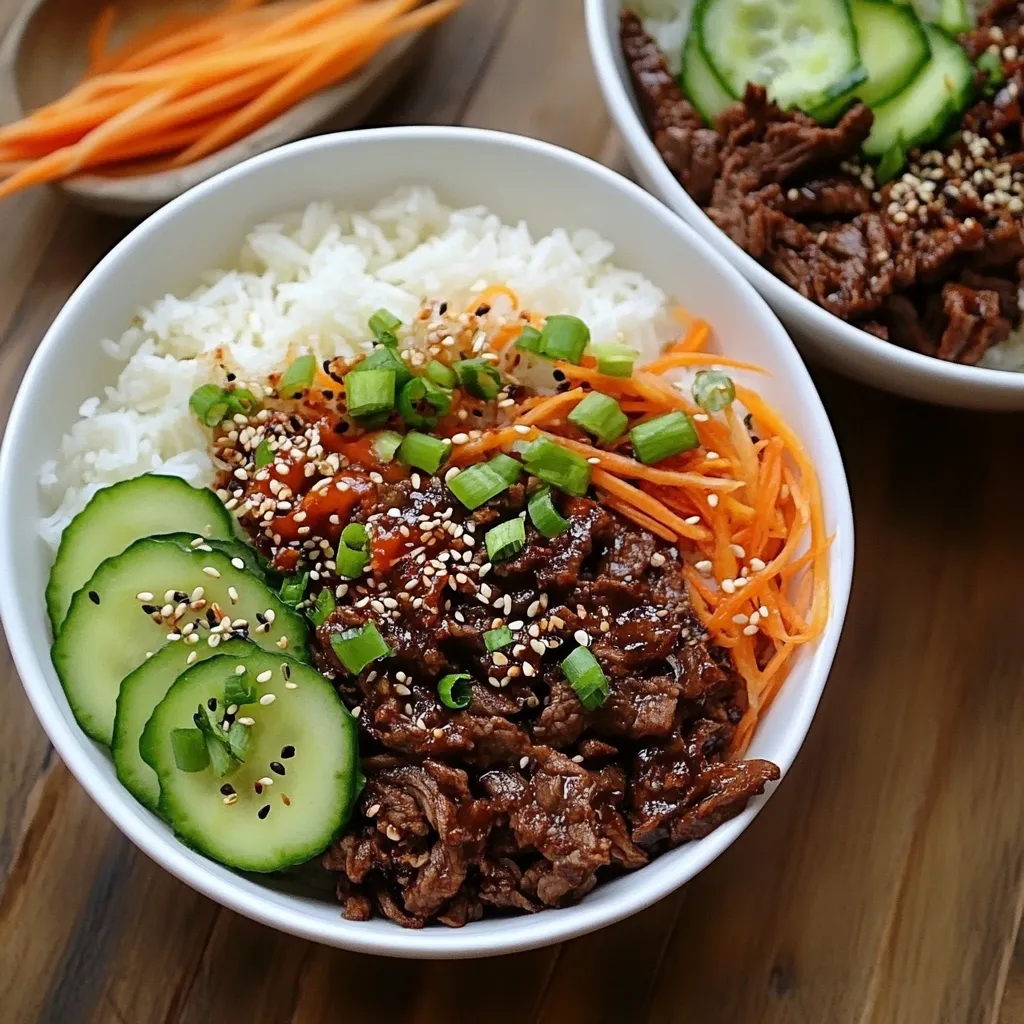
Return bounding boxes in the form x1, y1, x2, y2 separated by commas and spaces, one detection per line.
0, 126, 854, 958
586, 0, 1024, 410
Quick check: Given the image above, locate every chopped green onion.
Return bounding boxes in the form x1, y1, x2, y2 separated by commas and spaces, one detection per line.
254, 440, 274, 468
540, 315, 590, 364
309, 588, 336, 626
345, 368, 396, 420
224, 672, 258, 706
448, 454, 522, 510
427, 360, 457, 388
876, 137, 907, 184
454, 358, 502, 400
515, 325, 544, 354
358, 343, 412, 388
369, 308, 402, 340
370, 430, 404, 464
588, 342, 637, 378
331, 622, 391, 675
279, 572, 309, 608
341, 522, 369, 549
337, 545, 370, 579
692, 370, 736, 413
485, 518, 526, 562
979, 50, 1005, 95
227, 720, 250, 762
193, 705, 235, 776
399, 431, 451, 474
170, 728, 210, 772
279, 354, 316, 395
189, 385, 232, 427
227, 388, 260, 416
528, 486, 570, 539
398, 376, 452, 428
562, 646, 609, 711
522, 437, 592, 496
437, 673, 472, 710
630, 412, 699, 465
568, 392, 628, 444
484, 626, 513, 652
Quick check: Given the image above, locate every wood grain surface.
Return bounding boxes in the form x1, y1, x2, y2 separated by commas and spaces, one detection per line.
1, 2, 1023, 1022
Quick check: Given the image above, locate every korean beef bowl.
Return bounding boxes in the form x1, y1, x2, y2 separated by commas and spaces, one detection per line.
0, 128, 853, 957
587, 0, 1024, 408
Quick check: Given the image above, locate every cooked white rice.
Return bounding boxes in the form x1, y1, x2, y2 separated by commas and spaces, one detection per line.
40, 186, 675, 548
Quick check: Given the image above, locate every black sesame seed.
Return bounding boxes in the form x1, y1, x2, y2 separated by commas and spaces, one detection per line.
281, 745, 295, 759
141, 604, 157, 614
89, 591, 101, 605
255, 781, 264, 794
206, 609, 217, 626
258, 805, 271, 819
552, 369, 566, 382
475, 303, 491, 316
282, 664, 291, 680
322, 389, 334, 400
256, 612, 267, 624
174, 591, 188, 602
439, 301, 448, 314
207, 697, 218, 711
226, 372, 237, 382
220, 783, 235, 795
289, 416, 302, 431
333, 421, 349, 434
270, 761, 286, 775
472, 408, 484, 417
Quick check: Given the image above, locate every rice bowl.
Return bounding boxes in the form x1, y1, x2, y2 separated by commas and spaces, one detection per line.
0, 127, 853, 956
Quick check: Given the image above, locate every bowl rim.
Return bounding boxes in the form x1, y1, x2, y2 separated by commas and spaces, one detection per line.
0, 125, 854, 958
584, 0, 1024, 403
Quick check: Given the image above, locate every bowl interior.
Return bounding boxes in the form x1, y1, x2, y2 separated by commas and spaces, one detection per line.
0, 128, 853, 957
586, 0, 1024, 409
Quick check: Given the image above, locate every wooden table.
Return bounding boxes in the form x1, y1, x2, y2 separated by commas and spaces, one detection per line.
2, 2, 1024, 1021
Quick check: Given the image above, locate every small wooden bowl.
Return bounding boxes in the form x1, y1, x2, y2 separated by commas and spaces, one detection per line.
0, 0, 425, 217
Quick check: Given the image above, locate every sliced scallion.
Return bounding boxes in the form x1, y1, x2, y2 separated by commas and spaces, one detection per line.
448, 454, 522, 510
279, 354, 316, 395
370, 430, 404, 464
398, 376, 452, 428
193, 705, 235, 776
568, 391, 628, 444
189, 385, 231, 427
528, 486, 570, 539
485, 518, 526, 562
484, 626, 513, 652
331, 622, 391, 675
227, 720, 250, 762
337, 545, 369, 579
489, 453, 524, 484
279, 571, 309, 608
254, 440, 273, 468
309, 588, 336, 627
437, 673, 472, 710
692, 370, 736, 412
171, 728, 210, 772
588, 342, 637, 378
358, 343, 412, 388
224, 672, 258, 707
345, 368, 396, 420
369, 308, 402, 340
630, 412, 699, 464
227, 388, 261, 416
341, 522, 369, 550
427, 359, 457, 388
540, 315, 590, 364
515, 325, 544, 354
522, 437, 592, 496
399, 431, 451, 474
454, 358, 502, 400
562, 646, 609, 710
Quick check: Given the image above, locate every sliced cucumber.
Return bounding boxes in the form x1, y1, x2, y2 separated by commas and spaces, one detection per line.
681, 25, 736, 125
895, 0, 974, 35
140, 649, 359, 873
863, 23, 974, 158
154, 532, 273, 584
697, 0, 865, 113
52, 540, 308, 745
113, 639, 251, 811
46, 475, 235, 633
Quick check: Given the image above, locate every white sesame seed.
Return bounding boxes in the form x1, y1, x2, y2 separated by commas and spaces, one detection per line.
574, 629, 591, 646
231, 557, 245, 570
650, 552, 666, 568
742, 624, 759, 636
685, 516, 701, 525
721, 579, 736, 595
749, 557, 766, 571
386, 825, 401, 841
203, 566, 221, 578
732, 614, 749, 625
256, 670, 273, 683
759, 605, 769, 617
695, 559, 713, 574
730, 543, 746, 558
227, 586, 239, 603
259, 693, 277, 705
136, 592, 154, 602
238, 716, 255, 726
707, 494, 719, 508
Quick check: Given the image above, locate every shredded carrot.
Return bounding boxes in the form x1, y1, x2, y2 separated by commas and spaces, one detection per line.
468, 284, 519, 314
640, 350, 767, 376
513, 388, 587, 427
591, 469, 710, 542
601, 496, 677, 543
87, 6, 118, 73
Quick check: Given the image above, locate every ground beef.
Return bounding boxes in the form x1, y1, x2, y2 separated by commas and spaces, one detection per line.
621, 3, 1024, 365
309, 476, 778, 927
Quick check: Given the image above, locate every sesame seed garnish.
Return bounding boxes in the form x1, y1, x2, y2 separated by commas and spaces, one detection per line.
89, 591, 101, 605
231, 557, 245, 570
136, 591, 154, 602
238, 716, 255, 726
742, 624, 759, 636
258, 805, 271, 819
256, 670, 273, 683
202, 566, 221, 578
259, 693, 276, 705
386, 825, 401, 841
721, 579, 736, 595
707, 494, 719, 508
223, 794, 238, 805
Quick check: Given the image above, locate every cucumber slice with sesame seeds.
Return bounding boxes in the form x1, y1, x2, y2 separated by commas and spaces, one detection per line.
52, 540, 308, 746
46, 475, 236, 634
153, 532, 275, 585
113, 639, 252, 812
140, 648, 358, 873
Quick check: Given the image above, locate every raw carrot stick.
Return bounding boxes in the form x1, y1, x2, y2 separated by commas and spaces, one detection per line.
87, 6, 118, 73
513, 388, 586, 426
601, 496, 677, 542
641, 350, 766, 376
591, 469, 710, 542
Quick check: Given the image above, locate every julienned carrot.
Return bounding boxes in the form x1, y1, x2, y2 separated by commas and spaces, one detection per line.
88, 6, 117, 71
591, 469, 710, 542
640, 349, 767, 376
513, 388, 587, 427
601, 496, 677, 542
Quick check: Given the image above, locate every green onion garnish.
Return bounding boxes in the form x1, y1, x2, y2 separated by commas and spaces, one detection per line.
370, 430, 404, 464
568, 392, 628, 444
358, 343, 412, 388
224, 672, 258, 706
562, 646, 609, 710
254, 440, 273, 468
398, 376, 453, 428
454, 358, 503, 400
437, 672, 472, 710
448, 454, 523, 510
279, 571, 309, 608
528, 486, 570, 539
227, 720, 250, 762
588, 342, 637, 378
279, 354, 316, 395
540, 315, 590, 364
193, 705, 235, 776
522, 437, 592, 496
876, 136, 908, 184
630, 412, 700, 464
692, 370, 736, 413
331, 622, 391, 675
345, 368, 396, 420
978, 50, 1005, 94
341, 522, 369, 549
309, 588, 336, 626
485, 518, 526, 562
369, 308, 402, 340
399, 431, 451, 474
484, 626, 513, 652
337, 545, 369, 579
515, 325, 544, 354
427, 360, 457, 388
189, 385, 232, 427
170, 728, 210, 772
228, 388, 261, 416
